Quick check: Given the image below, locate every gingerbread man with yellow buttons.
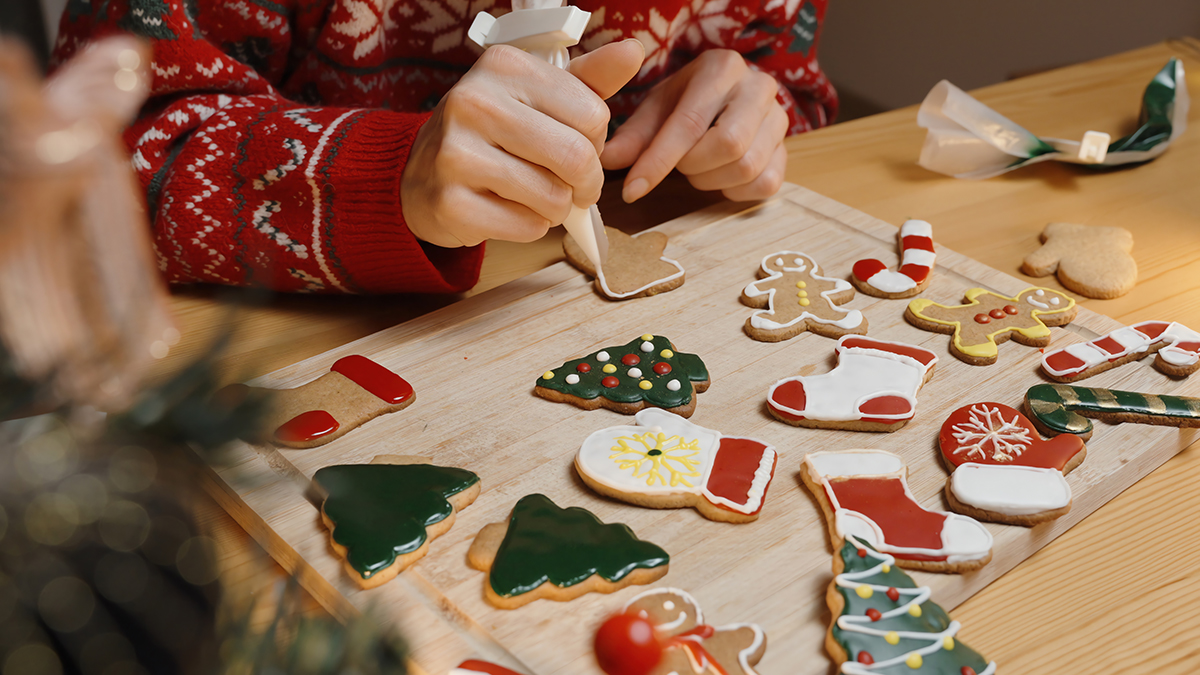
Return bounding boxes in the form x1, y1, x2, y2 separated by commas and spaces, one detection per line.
740, 251, 868, 342
906, 287, 1077, 365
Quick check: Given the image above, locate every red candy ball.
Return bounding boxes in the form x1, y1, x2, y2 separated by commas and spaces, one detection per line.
595, 613, 662, 675
856, 548, 867, 558
886, 587, 900, 602
602, 376, 620, 388
961, 668, 978, 675
857, 651, 875, 665
989, 308, 1006, 320
577, 363, 592, 373
1004, 304, 1019, 315
653, 362, 672, 375
866, 608, 882, 622
622, 354, 641, 366
974, 313, 991, 324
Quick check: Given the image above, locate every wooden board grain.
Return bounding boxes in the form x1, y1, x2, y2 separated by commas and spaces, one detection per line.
202, 183, 1200, 675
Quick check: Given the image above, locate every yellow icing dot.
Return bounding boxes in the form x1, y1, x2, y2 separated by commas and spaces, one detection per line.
799, 298, 811, 307
855, 585, 873, 599
909, 604, 922, 617
796, 281, 807, 288
542, 371, 554, 380
660, 349, 674, 359
881, 564, 891, 573
906, 653, 922, 669
602, 364, 617, 374
641, 333, 654, 341
943, 637, 955, 651
885, 632, 900, 645
639, 381, 653, 390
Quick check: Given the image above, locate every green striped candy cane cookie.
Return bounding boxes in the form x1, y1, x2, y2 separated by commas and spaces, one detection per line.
1025, 383, 1200, 438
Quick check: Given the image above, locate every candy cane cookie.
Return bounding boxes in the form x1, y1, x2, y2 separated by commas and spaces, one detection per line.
1025, 383, 1200, 439
1041, 320, 1200, 381
851, 219, 936, 299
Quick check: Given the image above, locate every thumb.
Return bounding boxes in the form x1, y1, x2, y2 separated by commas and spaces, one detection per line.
567, 39, 644, 100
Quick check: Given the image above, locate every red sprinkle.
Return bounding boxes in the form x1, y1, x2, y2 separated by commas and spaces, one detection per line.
602, 376, 620, 388
974, 313, 991, 324
576, 363, 592, 373
989, 308, 1006, 320
857, 651, 874, 665
857, 548, 867, 558
653, 362, 672, 375
622, 354, 641, 366
961, 669, 978, 675
1004, 304, 1019, 315
866, 608, 882, 621
274, 410, 339, 443
887, 587, 900, 602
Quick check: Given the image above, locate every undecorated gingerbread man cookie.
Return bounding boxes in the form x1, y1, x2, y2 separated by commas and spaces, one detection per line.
741, 251, 867, 342
565, 226, 685, 300
1023, 222, 1137, 299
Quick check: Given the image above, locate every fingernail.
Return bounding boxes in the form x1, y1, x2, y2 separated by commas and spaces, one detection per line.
623, 177, 649, 203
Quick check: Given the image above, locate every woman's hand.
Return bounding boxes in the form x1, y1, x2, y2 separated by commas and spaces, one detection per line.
601, 49, 789, 204
402, 40, 644, 248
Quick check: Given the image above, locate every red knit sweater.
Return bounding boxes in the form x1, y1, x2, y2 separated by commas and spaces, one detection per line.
53, 0, 836, 294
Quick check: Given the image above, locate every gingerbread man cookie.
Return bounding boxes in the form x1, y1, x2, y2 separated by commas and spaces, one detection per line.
565, 227, 685, 300
1023, 222, 1137, 299
905, 287, 1077, 365
741, 251, 867, 342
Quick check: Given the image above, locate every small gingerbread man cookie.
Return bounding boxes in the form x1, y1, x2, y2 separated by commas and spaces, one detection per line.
906, 287, 1077, 365
1023, 222, 1137, 299
740, 251, 867, 342
565, 226, 685, 300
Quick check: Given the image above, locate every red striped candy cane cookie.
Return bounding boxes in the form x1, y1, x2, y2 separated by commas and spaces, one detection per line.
851, 219, 936, 299
1041, 320, 1200, 382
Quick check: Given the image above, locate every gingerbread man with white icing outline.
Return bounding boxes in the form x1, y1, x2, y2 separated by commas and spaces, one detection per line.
740, 251, 867, 342
619, 588, 766, 675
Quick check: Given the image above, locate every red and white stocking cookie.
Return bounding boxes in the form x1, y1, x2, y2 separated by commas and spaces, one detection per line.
575, 409, 777, 523
767, 336, 937, 432
1041, 320, 1200, 381
939, 403, 1087, 525
801, 450, 993, 573
740, 251, 867, 342
850, 219, 936, 299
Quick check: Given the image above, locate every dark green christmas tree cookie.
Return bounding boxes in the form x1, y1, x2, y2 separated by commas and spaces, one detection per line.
826, 537, 996, 674
315, 456, 481, 589
534, 334, 710, 418
467, 493, 669, 609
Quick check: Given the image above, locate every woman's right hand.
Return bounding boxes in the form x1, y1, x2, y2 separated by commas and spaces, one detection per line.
401, 39, 644, 248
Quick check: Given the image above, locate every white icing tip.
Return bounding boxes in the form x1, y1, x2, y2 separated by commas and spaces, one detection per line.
667, 380, 681, 391
597, 351, 610, 362
640, 341, 654, 352
565, 374, 580, 385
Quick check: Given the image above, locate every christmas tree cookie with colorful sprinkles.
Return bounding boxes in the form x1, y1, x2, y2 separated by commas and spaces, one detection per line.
314, 455, 480, 589
535, 335, 710, 418
826, 537, 996, 674
468, 493, 669, 609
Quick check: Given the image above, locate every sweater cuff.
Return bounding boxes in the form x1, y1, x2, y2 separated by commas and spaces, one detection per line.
326, 109, 484, 294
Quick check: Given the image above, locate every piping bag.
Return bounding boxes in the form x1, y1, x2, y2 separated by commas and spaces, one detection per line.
469, 0, 609, 272
917, 58, 1187, 179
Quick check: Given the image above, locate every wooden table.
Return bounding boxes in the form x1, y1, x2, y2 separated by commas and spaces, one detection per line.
185, 39, 1200, 673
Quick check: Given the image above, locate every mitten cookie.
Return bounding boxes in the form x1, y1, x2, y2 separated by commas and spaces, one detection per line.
1041, 320, 1200, 381
565, 227, 684, 300
940, 403, 1087, 525
741, 251, 867, 342
314, 455, 480, 589
767, 336, 937, 432
1025, 383, 1200, 440
905, 287, 1076, 365
595, 588, 766, 675
850, 219, 936, 299
575, 409, 777, 523
826, 537, 997, 674
1023, 222, 1137, 299
801, 450, 993, 573
226, 354, 415, 448
535, 335, 710, 418
467, 494, 669, 609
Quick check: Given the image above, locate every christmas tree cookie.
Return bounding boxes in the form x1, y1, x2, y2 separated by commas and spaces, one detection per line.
467, 494, 669, 609
826, 537, 996, 674
535, 335, 710, 418
314, 456, 480, 589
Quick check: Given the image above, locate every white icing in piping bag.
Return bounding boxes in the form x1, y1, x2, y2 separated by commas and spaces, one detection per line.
469, 1, 609, 271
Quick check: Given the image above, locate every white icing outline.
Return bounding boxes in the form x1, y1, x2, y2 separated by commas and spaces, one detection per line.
621, 587, 765, 675
743, 251, 864, 331
594, 231, 685, 299
853, 220, 937, 294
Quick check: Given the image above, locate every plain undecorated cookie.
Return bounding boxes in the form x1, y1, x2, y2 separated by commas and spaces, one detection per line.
564, 226, 684, 300
1023, 222, 1137, 299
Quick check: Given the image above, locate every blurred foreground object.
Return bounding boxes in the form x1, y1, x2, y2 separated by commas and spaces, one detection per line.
0, 36, 176, 412
917, 58, 1187, 179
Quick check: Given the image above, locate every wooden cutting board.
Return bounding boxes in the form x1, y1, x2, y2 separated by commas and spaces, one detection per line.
200, 183, 1200, 675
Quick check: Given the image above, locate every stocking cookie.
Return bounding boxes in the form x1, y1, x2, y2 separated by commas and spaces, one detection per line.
565, 226, 685, 300
905, 287, 1076, 365
850, 219, 936, 299
1023, 222, 1137, 299
1041, 320, 1200, 381
595, 588, 766, 675
801, 450, 992, 573
939, 403, 1087, 525
467, 494, 669, 609
741, 251, 867, 342
535, 335, 710, 418
1025, 383, 1200, 440
767, 336, 937, 432
826, 537, 997, 675
314, 455, 480, 589
576, 409, 777, 523
226, 354, 416, 448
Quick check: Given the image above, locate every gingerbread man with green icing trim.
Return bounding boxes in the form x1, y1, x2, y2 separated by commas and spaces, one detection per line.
905, 287, 1076, 365
740, 251, 868, 342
